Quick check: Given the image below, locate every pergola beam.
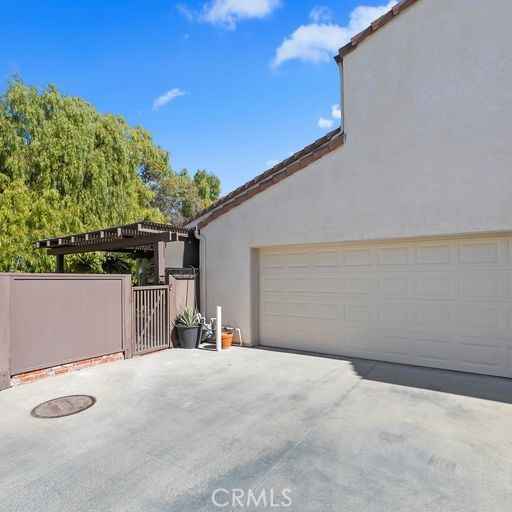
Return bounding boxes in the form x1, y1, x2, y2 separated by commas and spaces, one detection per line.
108, 249, 153, 256
47, 231, 176, 256
137, 223, 163, 234
36, 222, 196, 278
36, 222, 194, 248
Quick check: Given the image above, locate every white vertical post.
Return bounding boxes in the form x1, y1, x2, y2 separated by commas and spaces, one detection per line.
216, 306, 222, 352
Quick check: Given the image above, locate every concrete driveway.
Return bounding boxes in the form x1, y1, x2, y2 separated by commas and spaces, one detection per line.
1, 347, 511, 511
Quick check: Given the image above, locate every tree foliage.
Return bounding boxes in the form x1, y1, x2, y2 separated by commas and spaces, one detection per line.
0, 79, 221, 272
151, 168, 221, 224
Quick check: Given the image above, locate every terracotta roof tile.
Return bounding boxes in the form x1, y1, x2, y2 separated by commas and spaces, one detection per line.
351, 25, 374, 46
272, 170, 288, 184
371, 9, 395, 31
335, 0, 420, 62
393, 0, 418, 15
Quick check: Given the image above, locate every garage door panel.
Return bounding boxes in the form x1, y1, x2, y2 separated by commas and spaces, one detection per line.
287, 301, 311, 318
287, 252, 309, 266
344, 248, 373, 266
311, 302, 337, 320
458, 240, 500, 264
344, 276, 373, 294
344, 303, 372, 323
377, 334, 413, 358
286, 276, 312, 293
261, 299, 287, 317
415, 243, 453, 264
313, 249, 340, 267
341, 328, 373, 352
414, 303, 452, 328
377, 246, 411, 266
458, 342, 503, 368
377, 302, 411, 325
415, 274, 453, 297
262, 323, 342, 354
313, 276, 340, 294
377, 276, 410, 295
458, 306, 500, 331
260, 236, 512, 378
261, 276, 285, 293
458, 272, 503, 299
414, 337, 455, 362
260, 252, 286, 269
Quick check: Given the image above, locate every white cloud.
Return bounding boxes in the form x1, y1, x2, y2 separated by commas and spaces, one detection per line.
318, 117, 334, 129
152, 88, 186, 111
179, 0, 281, 30
309, 6, 332, 23
317, 103, 341, 129
177, 4, 195, 21
331, 104, 341, 120
272, 1, 397, 68
266, 159, 279, 168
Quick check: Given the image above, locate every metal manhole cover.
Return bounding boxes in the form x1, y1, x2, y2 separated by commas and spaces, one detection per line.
31, 395, 96, 418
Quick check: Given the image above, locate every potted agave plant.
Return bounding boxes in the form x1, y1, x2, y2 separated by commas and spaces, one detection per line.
176, 307, 201, 349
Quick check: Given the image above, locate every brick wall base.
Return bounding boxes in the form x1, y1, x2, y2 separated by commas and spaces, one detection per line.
10, 352, 125, 387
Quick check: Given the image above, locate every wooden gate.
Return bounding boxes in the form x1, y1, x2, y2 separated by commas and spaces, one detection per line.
133, 285, 171, 355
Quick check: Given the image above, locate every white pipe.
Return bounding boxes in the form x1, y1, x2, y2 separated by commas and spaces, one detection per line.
216, 305, 222, 352
337, 58, 345, 135
194, 229, 207, 316
195, 228, 221, 352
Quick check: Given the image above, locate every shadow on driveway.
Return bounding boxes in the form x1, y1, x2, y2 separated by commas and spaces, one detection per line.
254, 346, 512, 405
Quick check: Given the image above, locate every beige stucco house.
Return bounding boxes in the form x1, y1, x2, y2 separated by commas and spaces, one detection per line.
188, 0, 512, 378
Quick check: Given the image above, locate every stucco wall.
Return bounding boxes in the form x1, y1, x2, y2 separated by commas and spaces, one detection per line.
199, 0, 512, 343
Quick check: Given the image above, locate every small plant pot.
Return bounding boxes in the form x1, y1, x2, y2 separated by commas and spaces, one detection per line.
176, 325, 201, 349
221, 331, 234, 349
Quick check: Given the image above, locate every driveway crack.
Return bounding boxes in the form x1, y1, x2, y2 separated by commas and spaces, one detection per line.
230, 361, 377, 511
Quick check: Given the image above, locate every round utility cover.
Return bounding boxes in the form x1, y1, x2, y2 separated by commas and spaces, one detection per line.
31, 395, 96, 418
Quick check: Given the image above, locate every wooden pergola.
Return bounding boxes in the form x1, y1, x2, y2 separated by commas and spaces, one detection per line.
35, 221, 196, 284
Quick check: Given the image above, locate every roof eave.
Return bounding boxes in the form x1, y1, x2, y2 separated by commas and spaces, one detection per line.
335, 0, 420, 61
194, 128, 344, 230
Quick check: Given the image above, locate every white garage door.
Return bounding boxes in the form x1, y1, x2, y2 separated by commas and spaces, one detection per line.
259, 236, 512, 378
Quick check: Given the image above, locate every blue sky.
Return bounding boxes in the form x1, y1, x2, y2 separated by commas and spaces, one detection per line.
1, 0, 395, 193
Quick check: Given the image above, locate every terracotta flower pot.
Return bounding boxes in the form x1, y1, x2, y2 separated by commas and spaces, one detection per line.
221, 331, 234, 349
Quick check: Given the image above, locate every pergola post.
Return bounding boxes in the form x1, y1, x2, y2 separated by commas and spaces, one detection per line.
55, 254, 65, 273
153, 241, 165, 284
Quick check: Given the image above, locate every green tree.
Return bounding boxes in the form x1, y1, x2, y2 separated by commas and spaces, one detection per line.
152, 168, 221, 224
0, 78, 221, 273
0, 78, 167, 272
193, 170, 221, 206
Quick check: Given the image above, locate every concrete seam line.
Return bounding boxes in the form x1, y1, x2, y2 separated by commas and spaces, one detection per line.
318, 361, 377, 416
230, 361, 377, 511
230, 436, 306, 512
